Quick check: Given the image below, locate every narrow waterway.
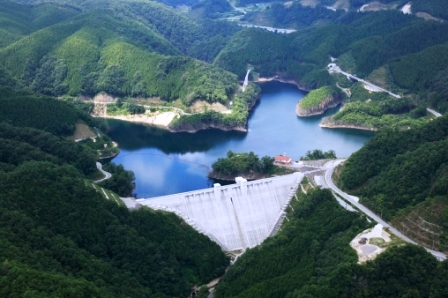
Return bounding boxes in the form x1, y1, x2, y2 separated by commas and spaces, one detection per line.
107, 81, 373, 198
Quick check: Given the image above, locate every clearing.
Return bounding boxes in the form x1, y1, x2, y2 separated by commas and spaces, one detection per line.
68, 122, 97, 141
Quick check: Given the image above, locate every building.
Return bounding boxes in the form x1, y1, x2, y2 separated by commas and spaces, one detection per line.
275, 155, 291, 165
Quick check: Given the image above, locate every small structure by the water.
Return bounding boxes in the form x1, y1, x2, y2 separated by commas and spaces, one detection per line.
275, 155, 292, 165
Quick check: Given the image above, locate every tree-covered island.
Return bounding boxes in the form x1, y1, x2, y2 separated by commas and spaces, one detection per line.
209, 150, 294, 181
300, 149, 337, 160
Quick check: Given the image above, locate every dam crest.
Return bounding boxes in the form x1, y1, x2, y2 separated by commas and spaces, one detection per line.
137, 173, 303, 251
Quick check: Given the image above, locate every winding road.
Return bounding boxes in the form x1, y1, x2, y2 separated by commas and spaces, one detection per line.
94, 162, 112, 183
323, 159, 446, 261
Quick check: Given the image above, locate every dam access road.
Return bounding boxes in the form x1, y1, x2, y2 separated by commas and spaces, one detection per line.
328, 63, 401, 98
116, 159, 446, 260
321, 159, 447, 261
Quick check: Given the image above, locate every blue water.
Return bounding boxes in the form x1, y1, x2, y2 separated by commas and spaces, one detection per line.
107, 81, 373, 198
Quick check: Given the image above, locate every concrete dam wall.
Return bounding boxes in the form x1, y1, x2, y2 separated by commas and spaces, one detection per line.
137, 173, 303, 251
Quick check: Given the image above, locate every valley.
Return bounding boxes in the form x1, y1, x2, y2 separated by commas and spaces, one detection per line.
1, 0, 448, 297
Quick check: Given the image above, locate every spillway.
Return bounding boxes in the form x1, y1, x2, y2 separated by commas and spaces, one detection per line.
137, 173, 303, 251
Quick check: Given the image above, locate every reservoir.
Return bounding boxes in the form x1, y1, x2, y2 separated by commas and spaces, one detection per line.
107, 81, 373, 198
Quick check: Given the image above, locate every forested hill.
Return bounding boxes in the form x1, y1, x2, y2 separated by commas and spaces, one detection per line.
3, 0, 448, 115
236, 0, 448, 21
0, 159, 229, 297
215, 9, 448, 86
0, 88, 229, 296
0, 0, 240, 103
338, 115, 448, 252
214, 188, 448, 298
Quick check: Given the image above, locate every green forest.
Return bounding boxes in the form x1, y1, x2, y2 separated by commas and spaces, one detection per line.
338, 115, 448, 251
298, 86, 341, 109
2, 0, 448, 130
210, 150, 276, 178
0, 87, 229, 297
215, 188, 448, 298
2, 0, 448, 296
300, 149, 337, 160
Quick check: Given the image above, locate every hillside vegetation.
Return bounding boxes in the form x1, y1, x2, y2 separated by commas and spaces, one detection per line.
209, 150, 276, 180
0, 160, 228, 297
0, 88, 229, 296
2, 0, 448, 295
0, 0, 261, 131
214, 8, 448, 123
338, 115, 448, 251
3, 0, 448, 133
215, 188, 448, 298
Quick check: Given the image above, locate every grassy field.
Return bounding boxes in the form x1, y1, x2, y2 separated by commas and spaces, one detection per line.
68, 122, 97, 140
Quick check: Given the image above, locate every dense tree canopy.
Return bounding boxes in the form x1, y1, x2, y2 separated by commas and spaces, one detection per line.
0, 161, 228, 297
215, 188, 448, 298
211, 150, 275, 177
0, 122, 229, 296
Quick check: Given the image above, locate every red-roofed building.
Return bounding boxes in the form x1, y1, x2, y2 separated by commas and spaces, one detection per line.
275, 155, 291, 165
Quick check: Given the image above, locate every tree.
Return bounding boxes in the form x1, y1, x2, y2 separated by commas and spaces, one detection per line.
131, 71, 147, 97
97, 65, 127, 96
29, 55, 68, 96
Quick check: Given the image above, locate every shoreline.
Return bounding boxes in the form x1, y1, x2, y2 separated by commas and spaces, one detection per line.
256, 76, 311, 92
95, 112, 249, 134
296, 101, 341, 117
94, 112, 177, 128
319, 122, 377, 132
168, 124, 248, 134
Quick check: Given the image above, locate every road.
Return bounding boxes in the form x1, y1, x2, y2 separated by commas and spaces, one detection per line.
323, 159, 447, 261
94, 162, 112, 183
427, 108, 442, 117
227, 0, 246, 15
328, 63, 401, 98
328, 63, 444, 118
238, 24, 296, 34
242, 69, 251, 91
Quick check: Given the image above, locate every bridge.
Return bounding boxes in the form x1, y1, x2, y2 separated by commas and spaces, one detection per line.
136, 173, 303, 251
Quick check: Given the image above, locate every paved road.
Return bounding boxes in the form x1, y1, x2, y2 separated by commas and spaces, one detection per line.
227, 0, 246, 15
328, 63, 401, 98
238, 24, 296, 34
329, 63, 444, 118
94, 162, 112, 183
323, 159, 447, 261
427, 108, 442, 117
242, 69, 251, 92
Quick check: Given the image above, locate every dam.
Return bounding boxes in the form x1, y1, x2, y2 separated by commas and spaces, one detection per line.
137, 173, 303, 251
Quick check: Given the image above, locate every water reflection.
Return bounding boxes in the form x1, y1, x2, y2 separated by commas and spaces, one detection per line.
107, 120, 247, 154
107, 81, 373, 198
